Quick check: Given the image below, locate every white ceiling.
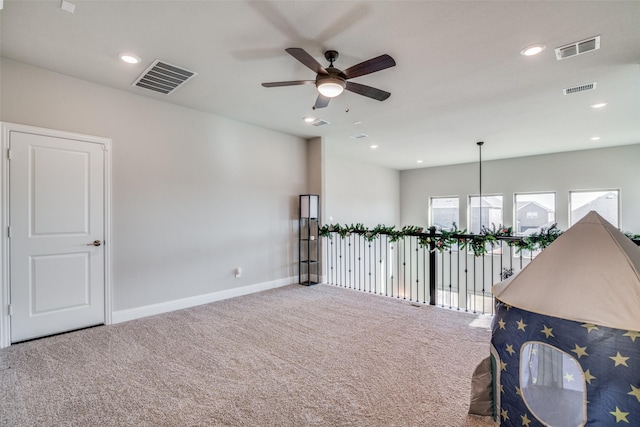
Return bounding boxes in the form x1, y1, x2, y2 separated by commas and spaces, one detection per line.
2, 1, 639, 170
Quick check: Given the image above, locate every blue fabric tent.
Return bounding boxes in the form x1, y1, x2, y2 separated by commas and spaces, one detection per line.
490, 212, 640, 426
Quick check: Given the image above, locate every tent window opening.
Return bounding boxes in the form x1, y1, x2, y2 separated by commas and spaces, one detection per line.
520, 342, 586, 427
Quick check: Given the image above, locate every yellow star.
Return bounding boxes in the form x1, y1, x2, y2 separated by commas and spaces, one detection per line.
517, 319, 527, 331
623, 330, 640, 342
501, 408, 509, 420
628, 385, 640, 402
515, 386, 523, 397
500, 383, 504, 393
610, 352, 630, 367
582, 323, 599, 333
500, 360, 508, 371
521, 413, 532, 426
572, 344, 589, 359
564, 372, 575, 382
541, 325, 554, 338
506, 344, 516, 355
498, 318, 506, 330
584, 369, 596, 385
609, 406, 630, 423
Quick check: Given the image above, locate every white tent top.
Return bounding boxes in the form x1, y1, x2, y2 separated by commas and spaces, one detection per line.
493, 211, 640, 332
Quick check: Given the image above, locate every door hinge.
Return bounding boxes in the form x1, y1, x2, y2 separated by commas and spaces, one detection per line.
7, 226, 11, 238
6, 149, 12, 160
8, 304, 13, 316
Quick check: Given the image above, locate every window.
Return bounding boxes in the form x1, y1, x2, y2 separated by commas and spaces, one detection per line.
520, 342, 586, 426
468, 195, 503, 234
570, 190, 619, 227
430, 196, 459, 231
515, 193, 556, 235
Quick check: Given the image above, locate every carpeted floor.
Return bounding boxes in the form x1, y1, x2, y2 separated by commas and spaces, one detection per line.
0, 284, 495, 426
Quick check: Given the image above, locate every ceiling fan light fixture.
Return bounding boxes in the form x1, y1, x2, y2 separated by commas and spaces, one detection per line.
317, 81, 345, 97
316, 74, 346, 98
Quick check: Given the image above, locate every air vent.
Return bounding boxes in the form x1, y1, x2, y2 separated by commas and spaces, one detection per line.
311, 119, 330, 127
133, 60, 197, 95
350, 133, 369, 140
563, 82, 597, 95
555, 36, 600, 60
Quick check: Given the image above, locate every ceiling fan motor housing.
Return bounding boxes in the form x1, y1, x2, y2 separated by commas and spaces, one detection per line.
316, 68, 346, 93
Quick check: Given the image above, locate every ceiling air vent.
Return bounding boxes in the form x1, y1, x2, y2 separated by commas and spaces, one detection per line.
350, 133, 369, 140
555, 36, 600, 60
311, 119, 330, 127
563, 82, 597, 95
133, 60, 197, 95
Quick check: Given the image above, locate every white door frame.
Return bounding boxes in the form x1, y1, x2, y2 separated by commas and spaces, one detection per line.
0, 122, 112, 348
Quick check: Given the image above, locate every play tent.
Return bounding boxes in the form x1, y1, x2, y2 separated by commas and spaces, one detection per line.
490, 211, 640, 426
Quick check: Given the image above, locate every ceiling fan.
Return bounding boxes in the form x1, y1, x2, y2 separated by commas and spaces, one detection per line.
262, 48, 396, 109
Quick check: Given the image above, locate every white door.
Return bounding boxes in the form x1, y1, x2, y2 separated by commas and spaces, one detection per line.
9, 130, 106, 342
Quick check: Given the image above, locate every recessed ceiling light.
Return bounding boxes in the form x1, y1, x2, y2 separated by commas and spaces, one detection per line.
303, 117, 316, 123
118, 53, 140, 64
60, 0, 76, 14
370, 145, 379, 149
417, 160, 423, 164
590, 136, 601, 141
353, 121, 363, 125
590, 102, 608, 109
520, 44, 546, 56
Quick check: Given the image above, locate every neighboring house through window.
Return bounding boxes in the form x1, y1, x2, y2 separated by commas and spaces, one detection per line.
469, 195, 503, 234
570, 190, 619, 227
515, 193, 556, 235
430, 196, 459, 231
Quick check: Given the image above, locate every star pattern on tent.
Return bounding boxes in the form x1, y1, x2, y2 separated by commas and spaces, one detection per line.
572, 344, 589, 359
492, 301, 640, 426
541, 325, 554, 338
501, 408, 509, 420
584, 369, 596, 384
610, 352, 630, 367
610, 406, 630, 423
582, 323, 599, 333
498, 318, 506, 330
517, 319, 527, 331
623, 330, 640, 342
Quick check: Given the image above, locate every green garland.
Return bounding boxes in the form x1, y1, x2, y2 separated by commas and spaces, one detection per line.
317, 222, 640, 257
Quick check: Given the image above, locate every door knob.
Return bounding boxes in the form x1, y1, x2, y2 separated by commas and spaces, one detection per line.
87, 240, 102, 247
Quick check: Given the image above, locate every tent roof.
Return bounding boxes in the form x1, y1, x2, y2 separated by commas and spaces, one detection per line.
493, 211, 640, 332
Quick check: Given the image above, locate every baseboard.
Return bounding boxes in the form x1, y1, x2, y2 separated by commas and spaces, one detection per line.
111, 277, 295, 324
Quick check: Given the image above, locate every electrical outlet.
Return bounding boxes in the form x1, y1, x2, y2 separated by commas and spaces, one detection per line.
235, 267, 242, 278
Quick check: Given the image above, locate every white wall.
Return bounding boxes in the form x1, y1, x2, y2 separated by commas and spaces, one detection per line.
324, 154, 400, 228
1, 59, 307, 312
400, 144, 640, 233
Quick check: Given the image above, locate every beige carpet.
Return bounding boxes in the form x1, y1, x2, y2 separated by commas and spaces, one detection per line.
0, 284, 495, 426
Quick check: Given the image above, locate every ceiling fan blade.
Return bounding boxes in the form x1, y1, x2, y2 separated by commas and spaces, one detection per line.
262, 80, 315, 88
314, 94, 331, 109
343, 54, 396, 79
285, 48, 328, 75
345, 81, 391, 101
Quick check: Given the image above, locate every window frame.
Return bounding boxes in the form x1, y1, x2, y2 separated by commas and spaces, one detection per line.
569, 189, 620, 228
429, 195, 460, 231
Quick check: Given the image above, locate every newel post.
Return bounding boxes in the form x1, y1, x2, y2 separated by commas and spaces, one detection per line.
428, 226, 437, 305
